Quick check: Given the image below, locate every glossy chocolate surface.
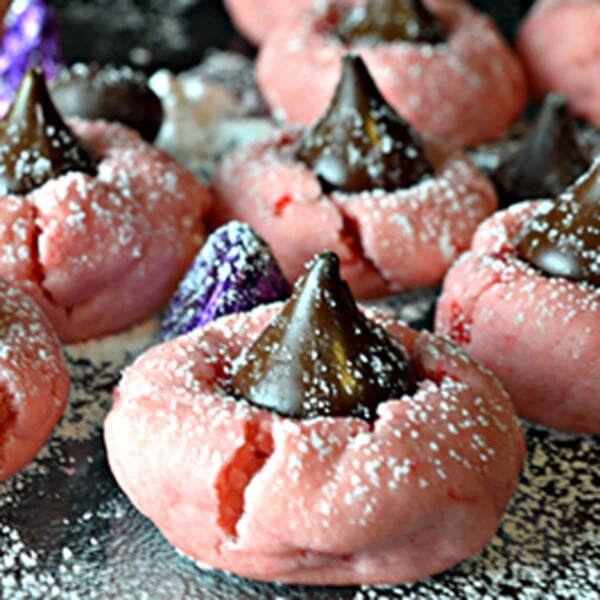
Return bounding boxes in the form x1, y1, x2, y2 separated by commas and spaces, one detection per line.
338, 0, 446, 45
296, 55, 433, 193
0, 68, 97, 195
2, 4, 595, 599
232, 252, 415, 420
494, 95, 590, 208
50, 64, 163, 142
517, 161, 600, 286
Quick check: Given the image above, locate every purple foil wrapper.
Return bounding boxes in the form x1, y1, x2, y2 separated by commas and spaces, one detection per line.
0, 0, 66, 117
160, 221, 292, 341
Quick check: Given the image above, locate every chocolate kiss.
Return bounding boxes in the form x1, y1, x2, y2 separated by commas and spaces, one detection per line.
517, 161, 600, 286
338, 0, 446, 45
296, 54, 433, 193
494, 94, 590, 208
231, 252, 415, 420
0, 68, 97, 195
50, 64, 164, 142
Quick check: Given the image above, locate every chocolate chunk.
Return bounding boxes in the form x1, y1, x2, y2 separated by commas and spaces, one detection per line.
494, 94, 590, 208
232, 252, 415, 420
296, 54, 433, 193
338, 0, 446, 46
161, 221, 291, 341
0, 68, 97, 196
517, 161, 600, 286
50, 64, 164, 142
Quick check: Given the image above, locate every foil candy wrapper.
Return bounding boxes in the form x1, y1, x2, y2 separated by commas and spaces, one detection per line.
0, 0, 66, 117
161, 221, 291, 340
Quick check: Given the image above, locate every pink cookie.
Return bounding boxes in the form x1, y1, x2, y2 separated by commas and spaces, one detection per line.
256, 0, 527, 146
211, 129, 497, 298
0, 120, 212, 343
435, 201, 600, 433
517, 0, 600, 128
104, 303, 525, 585
223, 0, 341, 46
0, 279, 70, 481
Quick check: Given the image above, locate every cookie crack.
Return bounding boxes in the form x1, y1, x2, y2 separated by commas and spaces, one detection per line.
214, 421, 273, 539
335, 203, 393, 291
0, 384, 18, 467
445, 259, 508, 346
29, 204, 62, 309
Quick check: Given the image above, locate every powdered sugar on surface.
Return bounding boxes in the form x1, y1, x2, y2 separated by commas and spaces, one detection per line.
211, 129, 496, 298
0, 292, 597, 598
256, 0, 527, 146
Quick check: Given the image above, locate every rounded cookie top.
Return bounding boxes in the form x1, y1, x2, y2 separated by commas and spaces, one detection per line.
211, 125, 496, 298
0, 82, 212, 342
435, 199, 600, 432
105, 301, 524, 585
256, 0, 527, 145
0, 278, 70, 481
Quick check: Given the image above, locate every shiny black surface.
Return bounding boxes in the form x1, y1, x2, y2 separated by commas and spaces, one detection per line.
0, 296, 598, 598
4, 3, 597, 599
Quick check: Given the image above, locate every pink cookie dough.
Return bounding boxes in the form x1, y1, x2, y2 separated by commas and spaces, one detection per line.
224, 0, 343, 46
256, 0, 527, 146
517, 0, 600, 128
0, 119, 213, 343
435, 201, 600, 433
104, 303, 525, 585
0, 279, 70, 481
210, 129, 497, 299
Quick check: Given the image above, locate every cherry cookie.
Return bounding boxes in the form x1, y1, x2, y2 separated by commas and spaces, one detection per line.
0, 278, 70, 481
436, 162, 600, 433
257, 0, 527, 146
517, 0, 600, 130
212, 55, 496, 299
105, 252, 525, 585
0, 69, 212, 343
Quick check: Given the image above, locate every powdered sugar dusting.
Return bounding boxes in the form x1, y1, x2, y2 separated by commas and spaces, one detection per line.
212, 128, 496, 296
437, 200, 600, 431
0, 290, 597, 597
0, 118, 211, 342
256, 0, 526, 146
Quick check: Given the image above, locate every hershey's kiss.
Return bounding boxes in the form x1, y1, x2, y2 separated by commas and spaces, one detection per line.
231, 252, 415, 420
296, 54, 433, 193
160, 221, 291, 341
338, 0, 446, 46
494, 94, 590, 209
517, 161, 600, 286
0, 68, 97, 195
50, 64, 164, 142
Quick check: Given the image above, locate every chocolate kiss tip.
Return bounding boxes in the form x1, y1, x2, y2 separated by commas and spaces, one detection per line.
296, 54, 432, 193
0, 68, 97, 195
231, 251, 415, 421
338, 0, 446, 45
336, 54, 386, 108
494, 93, 589, 207
517, 161, 600, 286
531, 93, 573, 141
9, 67, 46, 119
